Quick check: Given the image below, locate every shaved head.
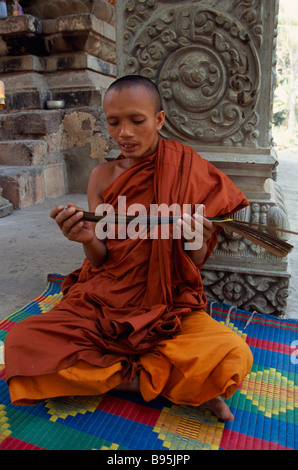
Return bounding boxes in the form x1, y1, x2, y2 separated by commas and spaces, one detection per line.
103, 75, 165, 159
105, 75, 162, 114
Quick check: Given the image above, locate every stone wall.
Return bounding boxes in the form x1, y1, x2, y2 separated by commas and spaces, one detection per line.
0, 7, 116, 208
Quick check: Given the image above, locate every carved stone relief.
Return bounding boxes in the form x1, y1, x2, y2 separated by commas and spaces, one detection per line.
119, 0, 263, 147
201, 270, 289, 315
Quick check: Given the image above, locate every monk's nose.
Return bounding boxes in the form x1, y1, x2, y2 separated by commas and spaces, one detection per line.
119, 125, 134, 137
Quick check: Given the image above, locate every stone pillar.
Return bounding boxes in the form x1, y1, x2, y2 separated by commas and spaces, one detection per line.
116, 0, 290, 315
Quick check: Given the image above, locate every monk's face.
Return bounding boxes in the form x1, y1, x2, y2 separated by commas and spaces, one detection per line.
103, 86, 165, 159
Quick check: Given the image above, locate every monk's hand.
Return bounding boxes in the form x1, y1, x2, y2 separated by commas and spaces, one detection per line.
177, 205, 215, 265
50, 203, 95, 245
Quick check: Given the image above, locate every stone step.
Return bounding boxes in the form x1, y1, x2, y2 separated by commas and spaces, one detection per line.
0, 162, 66, 209
0, 140, 48, 166
1, 71, 50, 110
0, 15, 45, 57
0, 165, 44, 209
0, 109, 63, 139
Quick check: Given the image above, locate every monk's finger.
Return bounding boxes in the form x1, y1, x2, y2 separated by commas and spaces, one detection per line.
194, 214, 214, 240
66, 202, 84, 211
66, 218, 85, 240
178, 214, 200, 240
50, 205, 64, 220
193, 204, 206, 218
60, 210, 84, 236
50, 205, 75, 224
54, 205, 76, 224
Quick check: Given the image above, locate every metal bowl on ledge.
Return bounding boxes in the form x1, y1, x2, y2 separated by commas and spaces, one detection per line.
46, 100, 66, 110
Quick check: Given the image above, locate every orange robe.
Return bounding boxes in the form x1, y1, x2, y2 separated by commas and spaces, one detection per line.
4, 138, 253, 405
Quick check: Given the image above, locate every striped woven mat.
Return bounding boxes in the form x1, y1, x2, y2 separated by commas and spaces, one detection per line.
0, 274, 297, 451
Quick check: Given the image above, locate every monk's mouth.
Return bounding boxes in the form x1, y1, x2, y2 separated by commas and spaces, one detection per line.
120, 143, 138, 153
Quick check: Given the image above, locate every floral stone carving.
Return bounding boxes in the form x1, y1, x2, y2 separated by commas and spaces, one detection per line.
201, 270, 289, 315
120, 1, 261, 147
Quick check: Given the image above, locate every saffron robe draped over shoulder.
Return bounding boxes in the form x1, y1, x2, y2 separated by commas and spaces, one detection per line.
5, 138, 249, 383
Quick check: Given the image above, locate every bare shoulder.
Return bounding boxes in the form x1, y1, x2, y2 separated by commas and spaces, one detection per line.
89, 160, 116, 184
87, 160, 118, 210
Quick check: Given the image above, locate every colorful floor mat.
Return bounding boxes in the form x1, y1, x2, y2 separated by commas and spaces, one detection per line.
0, 274, 297, 450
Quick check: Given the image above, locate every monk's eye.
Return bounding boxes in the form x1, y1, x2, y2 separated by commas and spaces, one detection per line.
108, 121, 119, 126
133, 120, 145, 125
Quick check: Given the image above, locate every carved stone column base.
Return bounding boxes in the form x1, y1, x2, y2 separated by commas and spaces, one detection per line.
201, 267, 290, 316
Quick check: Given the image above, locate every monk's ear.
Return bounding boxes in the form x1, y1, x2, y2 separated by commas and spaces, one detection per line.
156, 110, 165, 131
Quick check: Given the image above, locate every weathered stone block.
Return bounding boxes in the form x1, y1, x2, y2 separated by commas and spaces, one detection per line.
51, 89, 101, 108
0, 140, 48, 166
44, 162, 66, 198
0, 200, 13, 217
46, 69, 114, 107
4, 89, 50, 110
43, 14, 116, 63
1, 110, 63, 137
61, 108, 112, 160
43, 51, 116, 76
0, 187, 13, 218
0, 15, 42, 35
0, 15, 46, 56
2, 71, 50, 110
0, 165, 44, 209
0, 54, 43, 74
64, 144, 99, 193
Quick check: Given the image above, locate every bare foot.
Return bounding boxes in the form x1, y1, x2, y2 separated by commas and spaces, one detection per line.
115, 380, 234, 422
200, 397, 234, 421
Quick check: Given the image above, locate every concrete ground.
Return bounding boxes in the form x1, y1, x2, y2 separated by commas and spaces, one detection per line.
0, 194, 88, 320
0, 150, 297, 321
275, 149, 298, 319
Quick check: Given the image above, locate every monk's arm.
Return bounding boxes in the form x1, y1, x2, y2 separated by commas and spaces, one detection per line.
82, 233, 107, 267
84, 164, 109, 267
178, 212, 215, 267
50, 204, 107, 267
185, 239, 209, 267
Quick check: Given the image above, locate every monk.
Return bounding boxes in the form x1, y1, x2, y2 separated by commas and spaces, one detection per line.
4, 75, 253, 422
